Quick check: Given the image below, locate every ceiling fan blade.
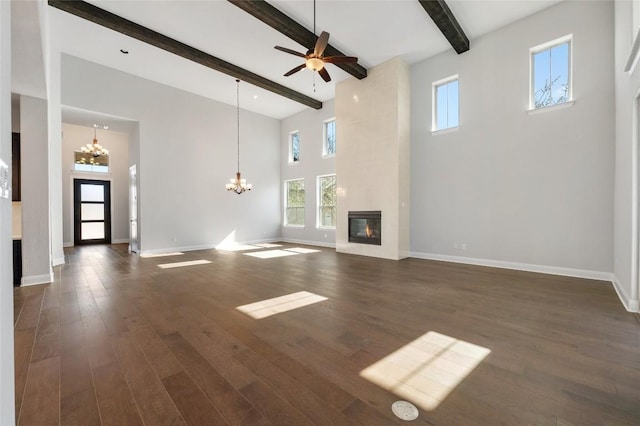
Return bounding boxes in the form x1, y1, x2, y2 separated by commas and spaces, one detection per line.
323, 56, 358, 64
314, 31, 330, 57
284, 63, 306, 77
318, 67, 331, 82
274, 46, 306, 58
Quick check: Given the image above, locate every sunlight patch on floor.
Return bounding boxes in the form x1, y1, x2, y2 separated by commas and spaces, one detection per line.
360, 331, 491, 411
141, 252, 184, 258
157, 259, 212, 269
236, 291, 328, 319
253, 243, 283, 248
286, 247, 321, 254
244, 249, 299, 259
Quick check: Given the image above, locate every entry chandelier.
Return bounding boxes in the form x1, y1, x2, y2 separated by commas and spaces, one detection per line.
81, 125, 109, 157
226, 79, 252, 194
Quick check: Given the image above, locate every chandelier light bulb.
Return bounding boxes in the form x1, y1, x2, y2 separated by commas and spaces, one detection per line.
79, 125, 110, 160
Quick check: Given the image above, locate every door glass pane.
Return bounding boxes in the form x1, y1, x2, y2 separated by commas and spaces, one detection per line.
81, 203, 104, 221
81, 184, 104, 202
82, 222, 105, 240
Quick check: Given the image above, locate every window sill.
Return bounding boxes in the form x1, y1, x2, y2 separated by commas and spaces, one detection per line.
431, 126, 459, 136
284, 224, 305, 228
321, 154, 335, 159
316, 226, 336, 230
527, 100, 575, 115
288, 161, 300, 166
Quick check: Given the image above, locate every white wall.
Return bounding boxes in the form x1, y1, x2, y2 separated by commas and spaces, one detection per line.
280, 99, 335, 246
410, 0, 614, 277
61, 55, 281, 253
0, 1, 15, 423
20, 95, 52, 285
61, 123, 129, 245
614, 0, 640, 312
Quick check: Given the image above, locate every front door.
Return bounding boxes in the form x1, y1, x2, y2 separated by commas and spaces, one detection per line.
74, 179, 111, 245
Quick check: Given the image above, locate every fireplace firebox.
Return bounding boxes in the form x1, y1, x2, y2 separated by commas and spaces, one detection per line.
348, 211, 382, 245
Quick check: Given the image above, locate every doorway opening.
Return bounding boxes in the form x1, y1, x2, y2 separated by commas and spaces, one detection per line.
73, 178, 111, 245
129, 165, 138, 253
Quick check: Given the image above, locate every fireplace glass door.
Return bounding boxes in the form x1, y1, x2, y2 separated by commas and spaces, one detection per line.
348, 211, 381, 245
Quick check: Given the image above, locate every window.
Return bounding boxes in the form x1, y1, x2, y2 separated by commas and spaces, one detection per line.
432, 76, 459, 131
317, 174, 336, 228
289, 131, 300, 163
323, 119, 336, 156
530, 35, 571, 109
74, 151, 109, 173
285, 179, 305, 226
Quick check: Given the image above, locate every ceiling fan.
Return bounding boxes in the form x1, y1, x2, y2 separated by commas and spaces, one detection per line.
274, 1, 358, 82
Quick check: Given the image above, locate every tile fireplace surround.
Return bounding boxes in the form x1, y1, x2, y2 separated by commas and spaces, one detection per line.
335, 57, 410, 260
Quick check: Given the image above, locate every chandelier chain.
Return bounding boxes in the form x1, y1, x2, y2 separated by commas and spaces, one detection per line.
236, 79, 240, 173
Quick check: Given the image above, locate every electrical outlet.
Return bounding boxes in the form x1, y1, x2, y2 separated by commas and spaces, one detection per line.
461, 243, 467, 250
453, 242, 458, 249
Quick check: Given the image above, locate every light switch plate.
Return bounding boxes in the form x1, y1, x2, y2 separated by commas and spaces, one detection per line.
0, 159, 9, 199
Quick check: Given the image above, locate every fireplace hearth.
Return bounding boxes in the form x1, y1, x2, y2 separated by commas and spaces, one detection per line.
348, 211, 381, 245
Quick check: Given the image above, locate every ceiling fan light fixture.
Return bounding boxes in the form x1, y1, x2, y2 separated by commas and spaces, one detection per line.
305, 57, 324, 71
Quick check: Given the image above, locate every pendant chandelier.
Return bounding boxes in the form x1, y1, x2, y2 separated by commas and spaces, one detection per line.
81, 125, 109, 157
226, 79, 252, 194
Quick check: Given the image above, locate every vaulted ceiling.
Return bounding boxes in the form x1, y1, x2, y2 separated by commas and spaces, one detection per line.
12, 0, 562, 120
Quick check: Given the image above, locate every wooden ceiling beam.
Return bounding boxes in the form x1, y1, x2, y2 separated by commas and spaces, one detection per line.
228, 0, 367, 80
418, 0, 469, 54
48, 0, 323, 110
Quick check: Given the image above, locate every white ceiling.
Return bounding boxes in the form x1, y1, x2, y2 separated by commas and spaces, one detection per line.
15, 0, 563, 120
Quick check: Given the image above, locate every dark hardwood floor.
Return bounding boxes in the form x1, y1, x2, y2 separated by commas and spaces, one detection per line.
13, 243, 640, 425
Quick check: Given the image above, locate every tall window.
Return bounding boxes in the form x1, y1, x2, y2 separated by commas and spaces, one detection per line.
285, 179, 305, 226
530, 35, 571, 109
317, 174, 336, 228
323, 119, 336, 156
74, 152, 109, 173
289, 131, 300, 163
432, 76, 459, 131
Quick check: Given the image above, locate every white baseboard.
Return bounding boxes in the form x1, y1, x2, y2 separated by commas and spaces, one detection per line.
21, 272, 53, 287
410, 251, 640, 312
612, 275, 640, 313
280, 238, 336, 249
140, 243, 218, 256
410, 252, 612, 281
52, 257, 65, 267
64, 239, 129, 247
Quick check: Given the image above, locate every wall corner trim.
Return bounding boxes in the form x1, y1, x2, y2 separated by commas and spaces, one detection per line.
21, 272, 54, 287
612, 274, 640, 313
624, 29, 640, 73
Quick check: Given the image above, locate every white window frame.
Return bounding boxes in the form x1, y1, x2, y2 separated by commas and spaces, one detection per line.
322, 118, 336, 158
529, 34, 573, 111
316, 174, 336, 229
288, 130, 300, 164
431, 74, 459, 133
284, 178, 305, 227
